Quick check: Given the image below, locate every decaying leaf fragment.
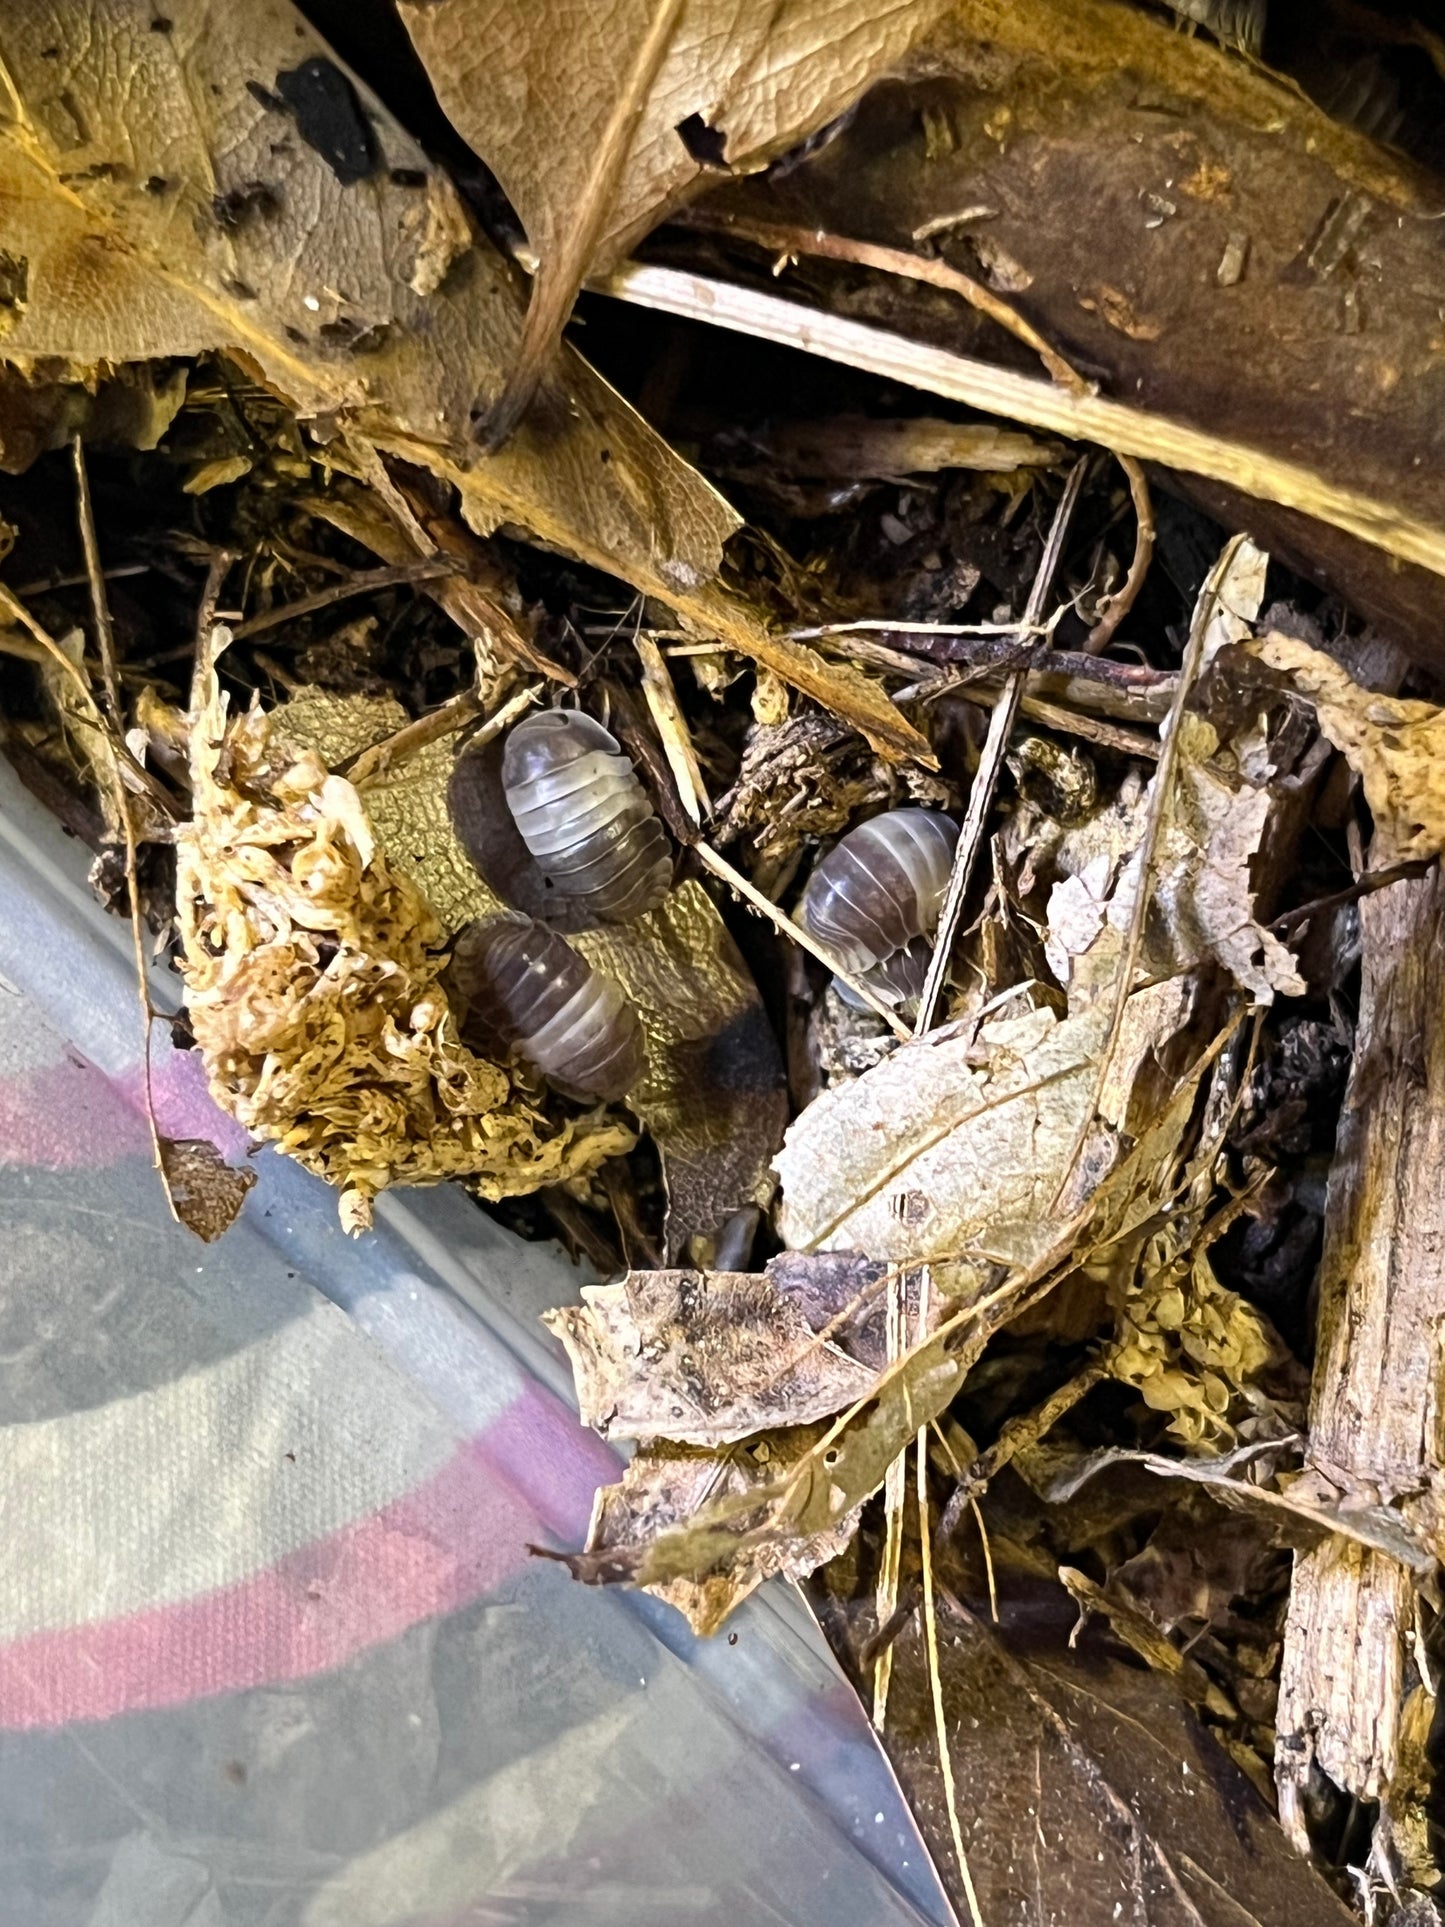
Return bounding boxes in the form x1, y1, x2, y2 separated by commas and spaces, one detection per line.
158, 1136, 258, 1243
558, 1431, 865, 1637
175, 653, 630, 1231
543, 1256, 891, 1446
1253, 630, 1445, 862
278, 688, 785, 1253
396, 0, 949, 272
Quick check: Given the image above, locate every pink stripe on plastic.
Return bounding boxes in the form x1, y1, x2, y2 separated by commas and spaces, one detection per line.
0, 1434, 533, 1730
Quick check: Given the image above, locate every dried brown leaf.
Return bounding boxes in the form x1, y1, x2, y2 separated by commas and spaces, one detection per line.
557, 1432, 862, 1636
158, 1136, 258, 1243
1252, 630, 1445, 862
280, 688, 786, 1252
396, 0, 948, 272
543, 1258, 887, 1446
811, 1584, 1357, 1927
0, 1, 925, 762
176, 658, 630, 1230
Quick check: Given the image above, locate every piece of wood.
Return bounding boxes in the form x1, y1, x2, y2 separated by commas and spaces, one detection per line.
1276, 862, 1445, 1850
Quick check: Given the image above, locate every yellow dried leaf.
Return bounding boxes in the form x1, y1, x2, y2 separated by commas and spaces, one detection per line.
396, 0, 949, 270
1253, 630, 1445, 861
176, 657, 629, 1230
278, 687, 785, 1251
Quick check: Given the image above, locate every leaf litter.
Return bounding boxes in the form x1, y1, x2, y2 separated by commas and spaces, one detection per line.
5, 0, 1445, 1918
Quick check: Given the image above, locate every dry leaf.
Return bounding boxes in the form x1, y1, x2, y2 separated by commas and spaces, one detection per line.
0, 361, 186, 472
543, 1258, 887, 1447
176, 654, 630, 1230
1253, 630, 1445, 862
773, 989, 1192, 1293
279, 688, 786, 1253
554, 1432, 863, 1636
158, 1136, 258, 1242
396, 0, 948, 271
0, 0, 925, 762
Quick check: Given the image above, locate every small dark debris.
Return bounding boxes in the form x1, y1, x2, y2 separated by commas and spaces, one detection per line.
273, 57, 379, 187
211, 181, 281, 230
675, 113, 729, 168
389, 166, 427, 189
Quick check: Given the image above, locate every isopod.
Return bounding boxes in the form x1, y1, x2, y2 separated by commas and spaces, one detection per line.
501, 710, 671, 923
448, 916, 646, 1102
798, 808, 960, 1007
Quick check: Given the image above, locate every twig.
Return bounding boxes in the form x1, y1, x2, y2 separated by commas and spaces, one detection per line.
694, 838, 912, 1040
1084, 454, 1154, 655
70, 434, 174, 1213
583, 258, 1445, 585
632, 625, 711, 824
931, 677, 1162, 762
873, 1271, 909, 1731
938, 1361, 1108, 1539
1047, 536, 1247, 1214
1269, 858, 1434, 934
683, 207, 1086, 394
479, 0, 687, 448
230, 557, 459, 640
343, 682, 538, 789
918, 1396, 985, 1927
915, 458, 1089, 1034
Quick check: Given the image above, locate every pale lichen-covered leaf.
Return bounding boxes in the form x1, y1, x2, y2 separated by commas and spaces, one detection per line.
279, 688, 786, 1252
1047, 715, 1305, 1005
0, 0, 926, 761
176, 664, 629, 1230
557, 1432, 863, 1637
395, 0, 949, 268
1252, 630, 1445, 861
543, 1262, 882, 1446
774, 988, 1192, 1289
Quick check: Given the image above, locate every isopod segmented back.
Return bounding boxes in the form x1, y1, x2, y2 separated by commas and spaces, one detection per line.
448, 916, 646, 1103
501, 711, 671, 923
798, 808, 959, 1003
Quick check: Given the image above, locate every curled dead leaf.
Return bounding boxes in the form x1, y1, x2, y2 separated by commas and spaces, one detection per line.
1252, 630, 1445, 862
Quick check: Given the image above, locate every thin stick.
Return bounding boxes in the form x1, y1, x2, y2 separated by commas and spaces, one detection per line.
344, 682, 538, 789
584, 259, 1445, 586
873, 1271, 909, 1731
694, 838, 912, 1040
917, 1382, 985, 1926
480, 0, 687, 448
1085, 455, 1155, 655
71, 441, 124, 731
1048, 536, 1246, 1213
938, 1361, 1108, 1538
230, 557, 458, 639
70, 434, 173, 1210
682, 208, 1086, 395
915, 458, 1089, 1034
1269, 858, 1434, 934
633, 626, 711, 824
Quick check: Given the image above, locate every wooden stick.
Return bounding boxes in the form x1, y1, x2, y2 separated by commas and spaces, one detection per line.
1277, 860, 1445, 1855
914, 457, 1089, 1035
693, 838, 912, 1040
633, 627, 710, 824
584, 258, 1445, 585
230, 557, 458, 639
682, 208, 1087, 394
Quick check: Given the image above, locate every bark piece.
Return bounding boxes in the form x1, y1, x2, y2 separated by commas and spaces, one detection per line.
1276, 865, 1445, 1848
723, 0, 1445, 654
